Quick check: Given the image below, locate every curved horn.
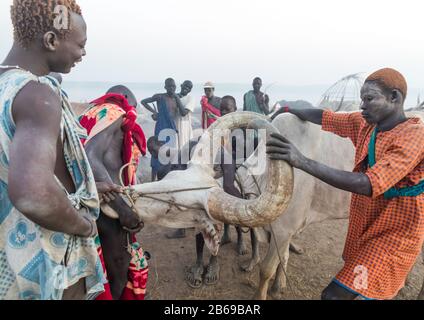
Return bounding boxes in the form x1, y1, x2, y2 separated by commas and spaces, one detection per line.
193, 112, 294, 227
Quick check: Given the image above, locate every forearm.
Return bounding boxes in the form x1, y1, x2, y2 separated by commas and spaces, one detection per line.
299, 157, 372, 196
88, 156, 135, 220
175, 97, 188, 116
224, 184, 242, 199
260, 102, 270, 115
141, 102, 157, 114
11, 177, 92, 237
288, 108, 324, 125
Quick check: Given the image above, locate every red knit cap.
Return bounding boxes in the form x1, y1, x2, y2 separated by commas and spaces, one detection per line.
365, 68, 408, 98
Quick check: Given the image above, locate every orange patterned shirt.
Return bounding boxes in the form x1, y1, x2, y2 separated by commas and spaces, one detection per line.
322, 110, 424, 299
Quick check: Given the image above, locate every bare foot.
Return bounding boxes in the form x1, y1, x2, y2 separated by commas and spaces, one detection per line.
186, 264, 203, 289
166, 229, 186, 239
205, 260, 220, 286
237, 242, 249, 256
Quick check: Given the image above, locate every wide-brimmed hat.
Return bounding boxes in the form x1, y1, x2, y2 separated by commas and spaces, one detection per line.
203, 81, 215, 89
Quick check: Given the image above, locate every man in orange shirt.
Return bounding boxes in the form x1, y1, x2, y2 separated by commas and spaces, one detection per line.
268, 68, 424, 300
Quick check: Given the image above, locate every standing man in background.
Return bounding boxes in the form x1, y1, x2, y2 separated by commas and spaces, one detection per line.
201, 82, 222, 129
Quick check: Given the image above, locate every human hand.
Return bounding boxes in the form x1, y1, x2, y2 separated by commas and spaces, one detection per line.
266, 133, 306, 169
96, 182, 124, 204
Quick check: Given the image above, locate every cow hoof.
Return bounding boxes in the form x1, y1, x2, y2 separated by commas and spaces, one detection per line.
205, 262, 220, 286
241, 259, 259, 273
269, 286, 285, 300
186, 265, 203, 289
289, 242, 305, 255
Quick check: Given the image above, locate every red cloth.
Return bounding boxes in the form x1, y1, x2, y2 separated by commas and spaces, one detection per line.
79, 94, 149, 301
201, 96, 221, 129
81, 93, 147, 185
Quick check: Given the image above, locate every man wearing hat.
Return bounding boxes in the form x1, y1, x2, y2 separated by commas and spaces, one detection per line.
201, 81, 222, 129
268, 68, 424, 300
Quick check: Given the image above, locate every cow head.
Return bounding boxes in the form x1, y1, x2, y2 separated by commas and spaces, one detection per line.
101, 112, 294, 255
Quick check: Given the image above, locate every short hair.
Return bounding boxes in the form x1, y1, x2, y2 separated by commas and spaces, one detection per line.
222, 95, 236, 105
165, 78, 175, 85
253, 77, 262, 82
11, 0, 82, 48
182, 80, 193, 88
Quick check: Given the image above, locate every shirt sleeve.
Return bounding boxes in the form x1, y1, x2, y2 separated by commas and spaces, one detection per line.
365, 125, 424, 198
322, 110, 364, 145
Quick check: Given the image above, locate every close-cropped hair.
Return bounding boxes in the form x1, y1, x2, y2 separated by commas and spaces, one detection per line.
11, 0, 82, 48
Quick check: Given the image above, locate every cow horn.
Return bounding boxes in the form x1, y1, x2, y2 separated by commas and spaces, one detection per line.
193, 112, 294, 228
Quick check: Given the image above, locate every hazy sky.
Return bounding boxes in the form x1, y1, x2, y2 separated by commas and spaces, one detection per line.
1, 0, 424, 89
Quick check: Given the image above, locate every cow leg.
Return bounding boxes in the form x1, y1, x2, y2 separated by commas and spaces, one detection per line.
241, 229, 260, 273
221, 224, 232, 245
253, 238, 285, 300
236, 226, 248, 256
270, 242, 291, 299
97, 213, 131, 300
186, 233, 204, 289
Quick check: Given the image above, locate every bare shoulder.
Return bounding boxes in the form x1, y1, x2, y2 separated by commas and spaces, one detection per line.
12, 80, 62, 127
85, 116, 124, 153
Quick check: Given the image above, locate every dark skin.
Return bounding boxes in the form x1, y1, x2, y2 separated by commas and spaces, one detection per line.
1, 12, 121, 299
179, 81, 193, 98
267, 81, 408, 300
141, 79, 188, 121
85, 109, 144, 299
165, 80, 192, 239
188, 98, 246, 287
244, 78, 270, 115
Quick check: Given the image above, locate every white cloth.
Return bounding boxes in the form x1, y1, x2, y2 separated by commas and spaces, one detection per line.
176, 94, 195, 149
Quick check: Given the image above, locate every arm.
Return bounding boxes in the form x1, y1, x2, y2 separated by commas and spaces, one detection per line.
271, 107, 324, 125
174, 94, 189, 117
141, 95, 160, 115
85, 119, 143, 233
267, 133, 372, 196
221, 147, 243, 198
8, 82, 94, 237
243, 94, 247, 112
257, 93, 270, 115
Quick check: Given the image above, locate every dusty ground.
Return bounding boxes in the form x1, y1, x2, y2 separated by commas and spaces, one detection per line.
139, 219, 424, 300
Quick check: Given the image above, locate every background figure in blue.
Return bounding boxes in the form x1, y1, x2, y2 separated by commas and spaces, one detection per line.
141, 78, 189, 181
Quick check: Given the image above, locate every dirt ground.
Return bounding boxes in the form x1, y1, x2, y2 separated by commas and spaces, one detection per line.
139, 219, 424, 300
